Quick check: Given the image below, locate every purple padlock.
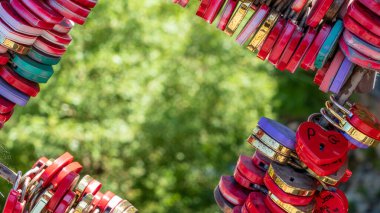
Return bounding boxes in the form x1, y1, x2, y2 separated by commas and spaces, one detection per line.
257, 117, 296, 150
0, 78, 29, 106
329, 57, 355, 94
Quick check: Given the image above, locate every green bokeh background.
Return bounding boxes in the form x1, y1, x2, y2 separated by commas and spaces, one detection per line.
0, 1, 378, 212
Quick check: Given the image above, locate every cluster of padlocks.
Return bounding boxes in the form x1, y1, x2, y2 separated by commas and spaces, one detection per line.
1, 152, 138, 212
173, 0, 380, 212
0, 0, 96, 128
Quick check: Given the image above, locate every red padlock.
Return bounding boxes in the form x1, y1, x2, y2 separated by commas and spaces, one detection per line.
244, 191, 271, 213
217, 0, 238, 31
46, 171, 79, 211
257, 17, 286, 60
347, 1, 380, 37
268, 20, 297, 66
214, 186, 235, 212
296, 122, 349, 165
236, 155, 265, 185
0, 66, 40, 97
286, 27, 318, 73
40, 152, 74, 188
314, 189, 349, 213
219, 176, 250, 206
263, 173, 314, 206
301, 23, 332, 71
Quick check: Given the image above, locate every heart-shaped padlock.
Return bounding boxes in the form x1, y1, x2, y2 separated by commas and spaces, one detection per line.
296, 122, 349, 165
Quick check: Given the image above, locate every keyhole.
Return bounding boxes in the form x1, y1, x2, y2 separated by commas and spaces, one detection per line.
320, 143, 325, 151
290, 177, 294, 182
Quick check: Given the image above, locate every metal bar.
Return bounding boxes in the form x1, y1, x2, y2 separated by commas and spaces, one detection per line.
336, 68, 367, 105
0, 162, 17, 185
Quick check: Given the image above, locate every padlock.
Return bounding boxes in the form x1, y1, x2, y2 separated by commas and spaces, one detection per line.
269, 4, 309, 68
315, 19, 344, 69
264, 193, 286, 213
217, 0, 239, 31
276, 14, 306, 71
319, 49, 345, 92
82, 178, 103, 199
96, 191, 116, 212
73, 193, 94, 212
306, 0, 334, 27
41, 29, 72, 46
250, 136, 289, 164
54, 191, 76, 213
329, 57, 355, 94
53, 0, 91, 18
219, 176, 250, 205
358, 0, 380, 16
224, 1, 255, 36
0, 77, 30, 106
252, 151, 271, 171
257, 117, 296, 151
12, 54, 54, 83
301, 23, 332, 71
0, 95, 15, 114
0, 18, 37, 46
39, 152, 74, 188
249, 127, 294, 157
236, 4, 270, 45
236, 155, 265, 185
33, 37, 67, 57
257, 15, 286, 60
346, 1, 380, 37
268, 192, 316, 213
20, 0, 64, 24
306, 159, 349, 186
314, 62, 329, 86
104, 195, 123, 213
247, 9, 279, 52
28, 47, 61, 65
234, 167, 261, 190
343, 30, 380, 61
329, 97, 380, 139
296, 121, 349, 165
268, 162, 318, 197
314, 189, 348, 213
9, 0, 54, 30
343, 15, 380, 48
286, 27, 318, 73
3, 171, 21, 213
264, 173, 314, 206
202, 0, 227, 24
0, 66, 40, 97
0, 1, 43, 36
45, 170, 79, 211
244, 191, 271, 213
339, 37, 380, 71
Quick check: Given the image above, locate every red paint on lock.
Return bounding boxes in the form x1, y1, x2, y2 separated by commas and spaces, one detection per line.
296, 122, 349, 165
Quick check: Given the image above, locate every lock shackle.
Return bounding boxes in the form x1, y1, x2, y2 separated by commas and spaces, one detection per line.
330, 95, 353, 117
320, 108, 344, 131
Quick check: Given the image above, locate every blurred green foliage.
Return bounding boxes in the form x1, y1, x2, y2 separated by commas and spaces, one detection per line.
0, 1, 327, 212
